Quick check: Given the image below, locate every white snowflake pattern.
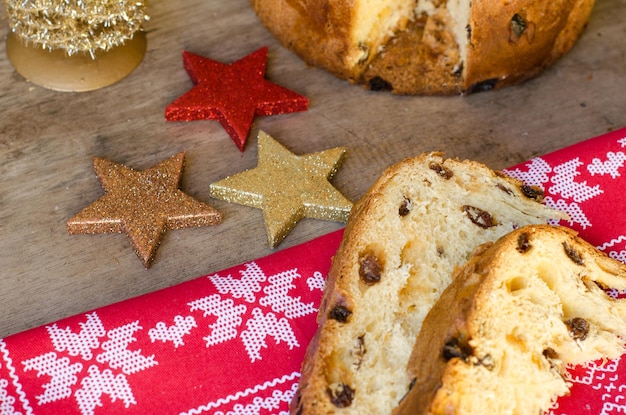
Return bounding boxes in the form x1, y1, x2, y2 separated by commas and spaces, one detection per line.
189, 295, 247, 347
21, 312, 157, 415
260, 268, 317, 319
75, 366, 135, 415
241, 308, 299, 362
22, 352, 82, 404
504, 157, 552, 188
549, 158, 603, 203
505, 157, 594, 229
96, 321, 157, 374
544, 196, 593, 230
46, 313, 105, 361
189, 262, 318, 362
210, 262, 267, 303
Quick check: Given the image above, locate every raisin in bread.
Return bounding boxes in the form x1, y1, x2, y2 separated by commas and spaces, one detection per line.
396, 224, 626, 415
291, 152, 568, 414
250, 0, 594, 94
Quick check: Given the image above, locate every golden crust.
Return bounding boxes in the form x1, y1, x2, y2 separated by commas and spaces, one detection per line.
250, 0, 361, 81
462, 0, 593, 92
250, 0, 594, 95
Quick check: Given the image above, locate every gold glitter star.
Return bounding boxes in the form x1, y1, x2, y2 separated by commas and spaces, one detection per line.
67, 153, 222, 268
210, 131, 353, 248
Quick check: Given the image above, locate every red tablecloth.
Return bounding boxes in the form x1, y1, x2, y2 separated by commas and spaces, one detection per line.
2, 127, 626, 415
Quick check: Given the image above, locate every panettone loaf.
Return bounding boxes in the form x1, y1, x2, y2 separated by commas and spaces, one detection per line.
291, 152, 568, 414
396, 224, 626, 415
250, 0, 594, 94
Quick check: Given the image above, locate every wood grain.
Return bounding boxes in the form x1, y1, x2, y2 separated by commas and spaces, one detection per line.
0, 0, 624, 338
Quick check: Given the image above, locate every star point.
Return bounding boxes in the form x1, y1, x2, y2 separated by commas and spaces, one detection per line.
165, 47, 309, 151
67, 153, 222, 268
209, 131, 353, 248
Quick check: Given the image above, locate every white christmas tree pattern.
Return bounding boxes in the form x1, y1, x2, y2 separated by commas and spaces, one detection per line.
189, 262, 321, 362
21, 312, 157, 415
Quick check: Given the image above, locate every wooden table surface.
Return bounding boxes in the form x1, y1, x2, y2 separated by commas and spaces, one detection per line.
0, 0, 624, 339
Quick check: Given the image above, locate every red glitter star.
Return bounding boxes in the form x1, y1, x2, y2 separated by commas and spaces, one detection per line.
165, 47, 309, 151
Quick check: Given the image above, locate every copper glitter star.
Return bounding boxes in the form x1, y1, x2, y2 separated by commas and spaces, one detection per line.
165, 47, 309, 151
210, 131, 353, 248
67, 153, 222, 268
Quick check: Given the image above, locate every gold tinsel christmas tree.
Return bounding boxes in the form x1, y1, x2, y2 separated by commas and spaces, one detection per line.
5, 0, 149, 91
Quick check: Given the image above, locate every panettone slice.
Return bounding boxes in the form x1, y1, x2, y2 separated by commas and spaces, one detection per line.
291, 153, 568, 414
397, 224, 626, 415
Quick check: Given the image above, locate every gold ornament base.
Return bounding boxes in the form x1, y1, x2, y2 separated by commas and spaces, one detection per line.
6, 31, 147, 92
